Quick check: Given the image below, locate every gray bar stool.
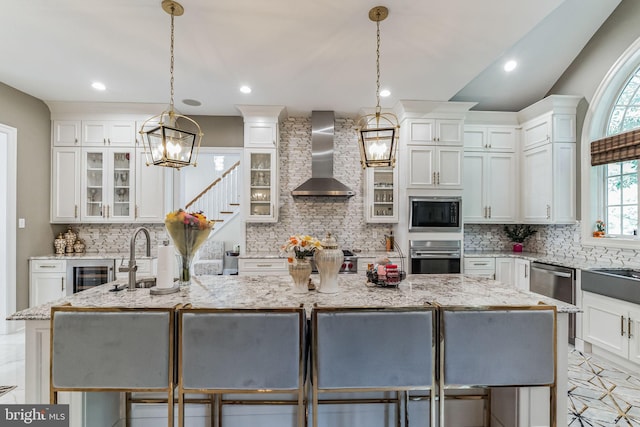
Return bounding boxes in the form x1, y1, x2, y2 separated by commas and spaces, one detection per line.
177, 306, 307, 427
439, 305, 557, 427
50, 305, 176, 427
311, 305, 437, 427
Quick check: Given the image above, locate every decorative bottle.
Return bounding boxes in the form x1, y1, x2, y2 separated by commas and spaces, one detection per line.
314, 233, 343, 294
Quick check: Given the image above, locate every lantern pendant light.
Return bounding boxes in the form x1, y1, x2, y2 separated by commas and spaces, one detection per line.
140, 0, 203, 169
357, 6, 400, 169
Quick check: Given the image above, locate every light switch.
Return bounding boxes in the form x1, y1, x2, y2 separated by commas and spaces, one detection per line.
18, 218, 25, 228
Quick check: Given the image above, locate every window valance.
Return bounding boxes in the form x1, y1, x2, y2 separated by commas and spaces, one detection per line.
591, 128, 640, 166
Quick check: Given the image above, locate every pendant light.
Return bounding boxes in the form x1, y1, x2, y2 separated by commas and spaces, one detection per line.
357, 6, 400, 169
140, 0, 203, 169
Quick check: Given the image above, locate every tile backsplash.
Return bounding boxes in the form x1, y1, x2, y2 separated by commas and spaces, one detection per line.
244, 116, 392, 253
464, 222, 640, 267
56, 223, 166, 256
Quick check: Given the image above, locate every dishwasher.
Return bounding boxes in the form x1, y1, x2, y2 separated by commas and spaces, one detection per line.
530, 262, 576, 344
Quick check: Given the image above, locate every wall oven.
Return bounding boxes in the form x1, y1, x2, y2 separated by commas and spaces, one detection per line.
409, 196, 461, 232
65, 259, 115, 295
410, 240, 461, 274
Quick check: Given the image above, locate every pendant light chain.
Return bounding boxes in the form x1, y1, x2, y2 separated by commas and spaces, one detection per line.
375, 11, 382, 114
169, 7, 175, 111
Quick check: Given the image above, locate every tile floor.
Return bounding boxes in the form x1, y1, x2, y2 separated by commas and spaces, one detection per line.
1, 324, 639, 425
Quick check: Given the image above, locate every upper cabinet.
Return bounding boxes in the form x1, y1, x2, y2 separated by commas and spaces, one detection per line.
407, 145, 463, 189
364, 166, 398, 223
135, 148, 173, 222
81, 120, 137, 147
52, 121, 81, 147
518, 95, 581, 224
463, 125, 517, 152
237, 105, 285, 223
407, 119, 463, 146
51, 147, 81, 222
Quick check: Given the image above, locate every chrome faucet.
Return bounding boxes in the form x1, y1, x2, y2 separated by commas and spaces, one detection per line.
119, 227, 151, 291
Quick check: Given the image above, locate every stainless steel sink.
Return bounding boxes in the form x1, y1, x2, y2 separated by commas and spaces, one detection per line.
582, 268, 640, 305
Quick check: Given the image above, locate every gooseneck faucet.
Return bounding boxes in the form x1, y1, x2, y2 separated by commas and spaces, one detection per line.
120, 227, 151, 291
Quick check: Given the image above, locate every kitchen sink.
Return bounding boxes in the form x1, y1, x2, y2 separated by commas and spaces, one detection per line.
135, 278, 156, 288
582, 268, 640, 305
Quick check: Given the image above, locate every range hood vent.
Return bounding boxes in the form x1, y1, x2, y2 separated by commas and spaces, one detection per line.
291, 111, 355, 197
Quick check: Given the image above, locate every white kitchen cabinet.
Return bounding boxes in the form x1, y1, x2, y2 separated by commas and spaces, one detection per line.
463, 125, 517, 152
81, 148, 135, 222
243, 149, 278, 222
582, 291, 640, 364
463, 152, 517, 223
495, 258, 515, 285
364, 167, 398, 223
521, 142, 575, 224
238, 258, 288, 276
408, 119, 463, 146
463, 257, 495, 279
408, 145, 462, 189
243, 122, 278, 148
52, 120, 81, 147
51, 147, 81, 223
521, 113, 576, 150
29, 260, 66, 307
135, 148, 172, 222
82, 120, 137, 147
514, 258, 531, 291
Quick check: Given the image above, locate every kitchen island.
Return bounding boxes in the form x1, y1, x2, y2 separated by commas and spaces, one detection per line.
10, 273, 577, 427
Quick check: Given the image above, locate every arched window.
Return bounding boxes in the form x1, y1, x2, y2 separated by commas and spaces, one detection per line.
603, 67, 640, 236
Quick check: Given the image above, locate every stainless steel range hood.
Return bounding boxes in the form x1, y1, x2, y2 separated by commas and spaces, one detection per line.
291, 111, 355, 197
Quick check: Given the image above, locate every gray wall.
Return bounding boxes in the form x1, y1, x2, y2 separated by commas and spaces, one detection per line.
190, 115, 243, 147
0, 82, 52, 310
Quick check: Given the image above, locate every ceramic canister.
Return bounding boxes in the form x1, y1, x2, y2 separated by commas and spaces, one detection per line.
314, 233, 343, 294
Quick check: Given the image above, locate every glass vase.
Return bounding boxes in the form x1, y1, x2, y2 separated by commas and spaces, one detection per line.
288, 259, 312, 293
178, 255, 194, 285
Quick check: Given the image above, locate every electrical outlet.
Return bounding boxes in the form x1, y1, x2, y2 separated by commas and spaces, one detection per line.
373, 230, 378, 239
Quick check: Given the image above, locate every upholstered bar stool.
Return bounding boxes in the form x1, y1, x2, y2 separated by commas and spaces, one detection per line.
50, 305, 176, 427
177, 306, 307, 427
311, 305, 437, 427
439, 305, 557, 427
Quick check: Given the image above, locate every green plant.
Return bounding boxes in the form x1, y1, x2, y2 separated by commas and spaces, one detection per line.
503, 224, 536, 243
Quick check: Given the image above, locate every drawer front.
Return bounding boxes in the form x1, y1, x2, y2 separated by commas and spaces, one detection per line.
463, 257, 495, 270
239, 258, 288, 272
31, 259, 66, 273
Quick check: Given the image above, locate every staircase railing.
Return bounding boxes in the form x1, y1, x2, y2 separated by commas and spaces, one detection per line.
184, 161, 240, 226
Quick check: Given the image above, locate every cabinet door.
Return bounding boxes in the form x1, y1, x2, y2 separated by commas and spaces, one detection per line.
82, 121, 108, 146
82, 149, 107, 221
486, 153, 517, 222
52, 120, 80, 147
365, 167, 398, 222
244, 123, 277, 148
244, 149, 278, 222
408, 146, 435, 187
551, 114, 576, 143
135, 149, 171, 222
106, 121, 137, 147
436, 119, 463, 145
522, 144, 553, 223
30, 273, 65, 307
552, 143, 576, 223
495, 258, 514, 286
487, 127, 517, 152
628, 306, 640, 365
435, 147, 462, 188
514, 259, 530, 291
462, 153, 486, 222
108, 149, 135, 221
409, 121, 435, 143
51, 147, 81, 223
522, 115, 551, 150
582, 292, 629, 358
463, 125, 486, 150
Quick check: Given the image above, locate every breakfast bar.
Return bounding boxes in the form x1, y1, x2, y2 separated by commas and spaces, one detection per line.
9, 273, 577, 427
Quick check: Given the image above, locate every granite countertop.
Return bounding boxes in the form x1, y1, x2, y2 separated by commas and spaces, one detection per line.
8, 273, 579, 321
463, 251, 629, 271
239, 251, 402, 259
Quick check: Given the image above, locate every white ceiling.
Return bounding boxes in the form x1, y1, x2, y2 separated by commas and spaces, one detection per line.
0, 0, 621, 117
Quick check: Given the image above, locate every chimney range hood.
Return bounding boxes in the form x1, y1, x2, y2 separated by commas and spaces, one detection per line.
291, 111, 355, 197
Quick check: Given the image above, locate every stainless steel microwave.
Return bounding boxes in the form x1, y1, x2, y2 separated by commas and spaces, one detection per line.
409, 196, 462, 232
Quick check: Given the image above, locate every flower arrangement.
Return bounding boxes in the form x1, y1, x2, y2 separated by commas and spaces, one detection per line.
503, 224, 537, 243
165, 209, 215, 283
594, 220, 606, 237
281, 234, 322, 263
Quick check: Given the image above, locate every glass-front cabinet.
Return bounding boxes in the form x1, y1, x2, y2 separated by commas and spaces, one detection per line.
365, 166, 398, 223
244, 149, 278, 222
81, 148, 135, 222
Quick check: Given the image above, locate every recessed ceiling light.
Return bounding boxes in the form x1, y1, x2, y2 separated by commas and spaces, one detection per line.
91, 82, 106, 91
504, 60, 517, 72
240, 85, 252, 94
380, 89, 391, 97
182, 99, 201, 106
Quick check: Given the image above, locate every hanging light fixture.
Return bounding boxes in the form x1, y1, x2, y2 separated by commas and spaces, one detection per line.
140, 0, 203, 169
357, 6, 400, 169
